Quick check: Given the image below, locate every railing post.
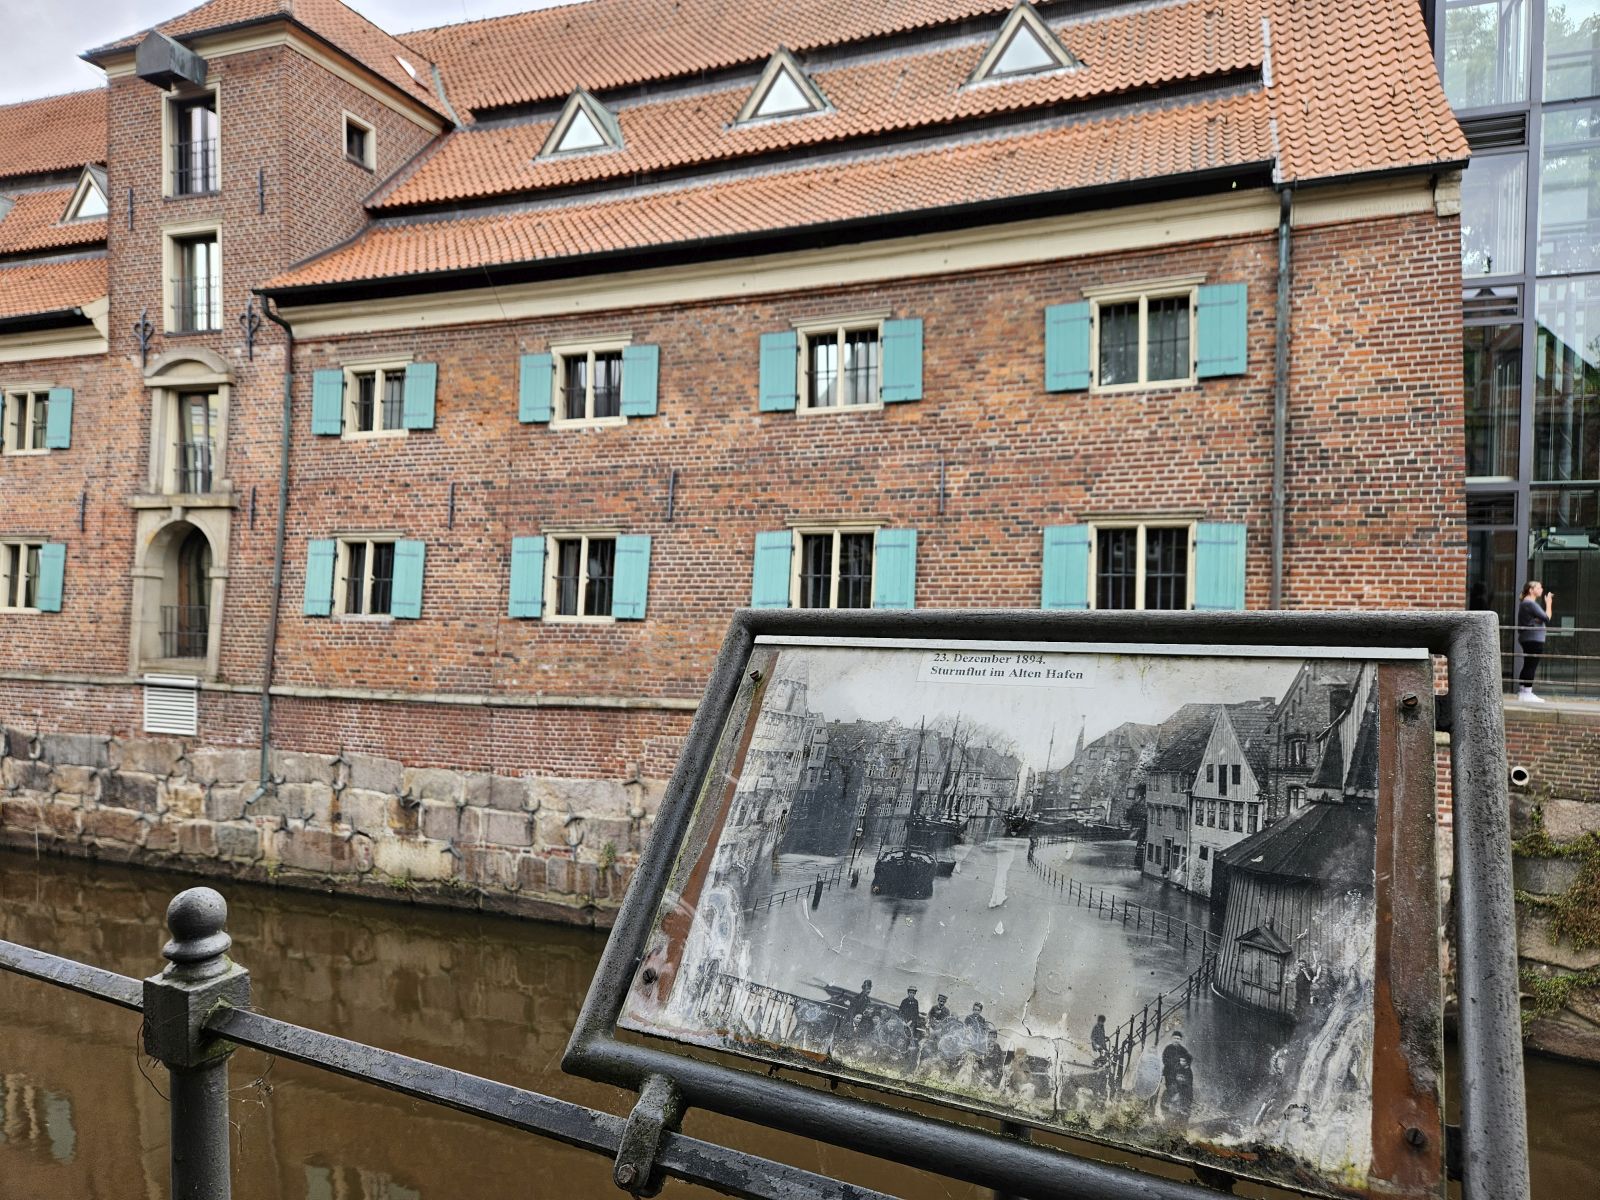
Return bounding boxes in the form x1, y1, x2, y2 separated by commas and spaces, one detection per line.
142, 887, 250, 1200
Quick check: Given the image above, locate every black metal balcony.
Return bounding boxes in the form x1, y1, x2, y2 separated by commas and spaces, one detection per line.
172, 138, 218, 194
170, 279, 219, 333
173, 439, 214, 493
159, 605, 208, 659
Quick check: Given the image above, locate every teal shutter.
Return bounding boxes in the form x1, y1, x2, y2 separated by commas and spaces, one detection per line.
43, 388, 73, 449
612, 534, 653, 620
750, 531, 793, 608
1040, 524, 1091, 610
880, 318, 923, 403
507, 536, 546, 618
1193, 522, 1246, 611
391, 540, 426, 619
303, 540, 336, 616
311, 369, 344, 435
1045, 303, 1092, 392
518, 353, 554, 423
758, 331, 798, 412
402, 362, 437, 430
35, 544, 65, 612
872, 529, 917, 610
1196, 283, 1248, 378
620, 344, 660, 417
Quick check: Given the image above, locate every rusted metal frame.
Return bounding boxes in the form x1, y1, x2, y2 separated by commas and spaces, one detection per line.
566, 608, 1528, 1200
0, 937, 143, 1009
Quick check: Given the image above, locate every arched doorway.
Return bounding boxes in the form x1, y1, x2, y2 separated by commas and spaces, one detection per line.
164, 527, 212, 659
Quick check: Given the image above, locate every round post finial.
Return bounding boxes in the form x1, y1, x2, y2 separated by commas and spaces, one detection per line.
162, 887, 232, 981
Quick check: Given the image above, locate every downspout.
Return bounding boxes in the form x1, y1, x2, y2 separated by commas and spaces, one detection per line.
250, 295, 294, 804
1269, 185, 1293, 609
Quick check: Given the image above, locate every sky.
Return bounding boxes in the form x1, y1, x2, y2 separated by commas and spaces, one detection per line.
0, 0, 574, 105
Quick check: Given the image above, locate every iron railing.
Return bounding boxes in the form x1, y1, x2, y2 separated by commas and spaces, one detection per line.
173, 438, 214, 493
172, 138, 218, 194
159, 604, 208, 659
170, 279, 220, 333
1494, 621, 1600, 699
0, 887, 888, 1200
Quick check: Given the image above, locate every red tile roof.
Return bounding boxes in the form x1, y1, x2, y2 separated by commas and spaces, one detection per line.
0, 91, 107, 182
377, 0, 1263, 210
0, 189, 107, 256
88, 0, 447, 119
0, 255, 107, 323
268, 91, 1273, 291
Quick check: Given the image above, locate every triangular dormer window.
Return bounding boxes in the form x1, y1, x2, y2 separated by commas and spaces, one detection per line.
736, 48, 829, 123
539, 89, 623, 158
969, 2, 1080, 84
63, 166, 108, 222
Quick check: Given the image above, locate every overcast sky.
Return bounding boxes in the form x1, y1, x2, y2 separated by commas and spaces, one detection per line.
0, 0, 573, 105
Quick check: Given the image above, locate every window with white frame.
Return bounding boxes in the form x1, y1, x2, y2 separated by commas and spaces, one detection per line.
1092, 288, 1195, 389
344, 113, 375, 169
336, 538, 396, 616
168, 230, 221, 332
547, 534, 616, 618
1090, 521, 1193, 610
169, 92, 219, 196
1, 542, 42, 610
554, 345, 625, 423
793, 527, 875, 608
2, 390, 49, 453
345, 364, 407, 435
801, 323, 880, 409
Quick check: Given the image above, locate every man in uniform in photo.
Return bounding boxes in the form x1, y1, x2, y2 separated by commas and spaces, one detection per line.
1161, 1029, 1194, 1123
927, 993, 951, 1024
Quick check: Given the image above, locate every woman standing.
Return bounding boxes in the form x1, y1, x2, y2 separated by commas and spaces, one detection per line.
1517, 581, 1554, 702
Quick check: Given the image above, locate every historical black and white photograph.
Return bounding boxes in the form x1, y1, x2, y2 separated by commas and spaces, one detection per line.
623, 643, 1390, 1194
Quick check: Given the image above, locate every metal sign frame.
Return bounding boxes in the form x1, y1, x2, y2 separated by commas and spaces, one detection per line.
564, 609, 1529, 1200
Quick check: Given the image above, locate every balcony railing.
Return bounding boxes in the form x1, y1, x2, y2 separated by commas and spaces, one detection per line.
172, 138, 218, 194
1494, 621, 1600, 700
173, 439, 214, 493
159, 605, 208, 660
171, 280, 219, 333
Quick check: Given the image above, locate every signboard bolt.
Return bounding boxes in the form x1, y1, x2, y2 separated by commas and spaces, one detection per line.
1405, 1127, 1428, 1149
1401, 693, 1420, 710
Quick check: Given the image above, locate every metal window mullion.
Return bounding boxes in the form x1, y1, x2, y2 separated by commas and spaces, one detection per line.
584, 351, 597, 421
361, 540, 376, 616
835, 329, 846, 407
1137, 295, 1150, 385
578, 535, 593, 616
1134, 524, 1148, 609
829, 530, 842, 610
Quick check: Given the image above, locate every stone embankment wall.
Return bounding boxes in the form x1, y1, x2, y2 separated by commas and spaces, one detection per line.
0, 729, 662, 924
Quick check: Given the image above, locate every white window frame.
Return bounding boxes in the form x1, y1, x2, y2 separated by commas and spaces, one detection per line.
342, 111, 376, 170
795, 315, 886, 413
1084, 519, 1198, 611
0, 541, 43, 611
1086, 278, 1202, 393
2, 388, 52, 455
164, 387, 227, 494
544, 531, 620, 622
789, 525, 879, 609
63, 168, 108, 222
551, 338, 630, 428
161, 220, 223, 335
333, 536, 398, 618
162, 86, 220, 199
341, 359, 411, 439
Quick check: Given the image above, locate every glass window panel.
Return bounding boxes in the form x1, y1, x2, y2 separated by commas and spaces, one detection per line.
755, 71, 813, 117
555, 539, 582, 616
592, 352, 622, 419
345, 542, 367, 614
346, 122, 368, 162
585, 538, 615, 616
1538, 105, 1600, 275
841, 330, 877, 406
1097, 302, 1139, 386
369, 542, 394, 616
1529, 485, 1600, 696
381, 372, 404, 430
1095, 528, 1137, 609
1146, 296, 1190, 382
1463, 283, 1522, 319
1442, 0, 1530, 108
837, 533, 873, 608
1144, 527, 1188, 609
563, 356, 588, 421
23, 546, 39, 610
799, 534, 833, 608
75, 185, 106, 219
354, 373, 376, 432
1464, 323, 1522, 477
1460, 153, 1526, 277
808, 336, 837, 408
558, 108, 605, 152
1467, 491, 1518, 525
28, 394, 46, 450
1545, 0, 1600, 103
1534, 276, 1600, 481
993, 25, 1054, 75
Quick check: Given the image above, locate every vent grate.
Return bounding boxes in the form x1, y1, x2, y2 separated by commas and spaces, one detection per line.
1463, 113, 1527, 151
143, 674, 199, 736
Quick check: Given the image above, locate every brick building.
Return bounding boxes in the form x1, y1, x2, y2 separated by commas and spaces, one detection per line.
0, 0, 1471, 920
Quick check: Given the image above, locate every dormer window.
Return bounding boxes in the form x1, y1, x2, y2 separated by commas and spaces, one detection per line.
63, 167, 108, 221
969, 2, 1080, 84
737, 48, 829, 123
539, 89, 623, 158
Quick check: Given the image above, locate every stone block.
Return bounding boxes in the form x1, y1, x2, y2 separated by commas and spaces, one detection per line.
545, 856, 575, 894
82, 807, 143, 845
535, 810, 581, 852
271, 750, 337, 786
3, 758, 52, 792
101, 771, 160, 814
346, 752, 403, 794
216, 823, 260, 861
39, 733, 109, 769
405, 767, 463, 804
480, 808, 534, 848
178, 822, 218, 858
420, 801, 459, 842
41, 802, 80, 838
350, 833, 375, 874
275, 827, 354, 874
462, 772, 492, 807
258, 782, 332, 822
516, 854, 547, 892
4, 728, 36, 759
373, 837, 453, 882
0, 798, 41, 831
207, 785, 249, 822
1519, 911, 1600, 972
488, 775, 535, 812
161, 780, 208, 821
1514, 855, 1584, 896
532, 776, 631, 818
187, 747, 258, 785
143, 821, 178, 853
51, 765, 100, 799
572, 861, 599, 898
584, 817, 633, 856
1542, 799, 1600, 843
340, 788, 392, 835
114, 738, 183, 777
463, 846, 516, 890
1525, 1006, 1600, 1063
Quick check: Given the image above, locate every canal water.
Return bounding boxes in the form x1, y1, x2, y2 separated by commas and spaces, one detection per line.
0, 850, 1592, 1199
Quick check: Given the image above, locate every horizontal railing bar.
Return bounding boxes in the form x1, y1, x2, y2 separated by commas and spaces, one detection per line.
0, 939, 143, 1011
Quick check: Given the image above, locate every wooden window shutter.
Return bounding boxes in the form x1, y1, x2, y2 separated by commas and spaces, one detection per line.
1040, 524, 1091, 609
880, 318, 923, 403
391, 540, 426, 619
35, 543, 65, 612
303, 540, 336, 616
620, 345, 660, 417
402, 362, 437, 430
310, 369, 344, 435
507, 536, 546, 618
612, 534, 653, 619
750, 531, 793, 607
1044, 303, 1092, 392
1193, 522, 1246, 610
1196, 283, 1248, 378
758, 331, 798, 412
44, 388, 73, 449
871, 529, 917, 610
518, 353, 554, 423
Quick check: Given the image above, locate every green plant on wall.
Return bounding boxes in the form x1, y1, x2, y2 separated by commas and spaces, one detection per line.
1513, 804, 1600, 1030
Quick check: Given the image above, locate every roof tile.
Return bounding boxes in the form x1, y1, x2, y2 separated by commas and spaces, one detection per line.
0, 91, 107, 182
0, 189, 107, 256
0, 255, 107, 322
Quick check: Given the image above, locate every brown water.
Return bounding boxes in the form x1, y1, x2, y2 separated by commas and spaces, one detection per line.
0, 851, 1591, 1199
